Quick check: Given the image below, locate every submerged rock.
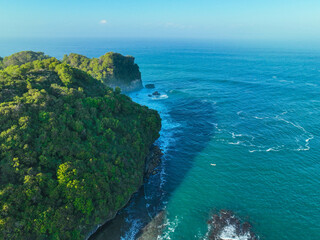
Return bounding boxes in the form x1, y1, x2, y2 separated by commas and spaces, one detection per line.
145, 84, 155, 89
207, 210, 258, 240
152, 91, 161, 96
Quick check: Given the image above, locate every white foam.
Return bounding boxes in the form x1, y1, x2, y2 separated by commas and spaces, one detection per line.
201, 99, 217, 105
253, 116, 264, 119
266, 147, 280, 152
219, 224, 251, 240
279, 79, 294, 83
231, 132, 245, 138
152, 94, 169, 100
158, 216, 181, 240
232, 111, 314, 153
295, 135, 314, 151
126, 90, 180, 238
212, 123, 223, 132
249, 145, 284, 153
120, 218, 143, 240
305, 83, 318, 87
275, 115, 314, 151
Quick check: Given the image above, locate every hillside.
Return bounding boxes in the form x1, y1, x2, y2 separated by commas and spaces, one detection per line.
0, 53, 161, 239
0, 51, 50, 69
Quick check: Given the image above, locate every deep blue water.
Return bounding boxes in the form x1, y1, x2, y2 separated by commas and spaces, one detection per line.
1, 39, 320, 239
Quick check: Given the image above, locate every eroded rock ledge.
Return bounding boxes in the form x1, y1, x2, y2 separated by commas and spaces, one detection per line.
136, 211, 166, 240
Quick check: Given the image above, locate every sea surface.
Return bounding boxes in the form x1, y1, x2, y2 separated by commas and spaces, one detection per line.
1, 38, 320, 239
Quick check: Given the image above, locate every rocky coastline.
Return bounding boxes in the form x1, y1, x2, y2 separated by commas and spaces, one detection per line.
136, 211, 166, 240
86, 145, 163, 240
144, 145, 163, 179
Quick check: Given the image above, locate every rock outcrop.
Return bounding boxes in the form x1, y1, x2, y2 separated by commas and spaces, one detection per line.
144, 145, 163, 179
136, 211, 166, 240
207, 210, 258, 240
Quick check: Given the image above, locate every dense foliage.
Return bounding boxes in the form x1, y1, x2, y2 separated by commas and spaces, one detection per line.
1, 51, 50, 68
62, 52, 141, 86
0, 53, 161, 239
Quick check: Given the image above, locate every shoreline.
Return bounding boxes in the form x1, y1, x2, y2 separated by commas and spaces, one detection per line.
87, 145, 163, 240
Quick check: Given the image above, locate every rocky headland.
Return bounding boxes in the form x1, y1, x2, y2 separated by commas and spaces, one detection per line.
62, 52, 143, 92
0, 51, 161, 240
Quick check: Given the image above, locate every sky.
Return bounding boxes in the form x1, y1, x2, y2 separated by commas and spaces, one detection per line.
1, 0, 320, 41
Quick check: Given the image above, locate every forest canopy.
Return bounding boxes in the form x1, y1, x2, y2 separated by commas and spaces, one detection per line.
1, 51, 50, 68
0, 52, 161, 239
62, 52, 142, 88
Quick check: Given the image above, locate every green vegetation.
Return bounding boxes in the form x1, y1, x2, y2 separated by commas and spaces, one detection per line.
0, 52, 161, 239
62, 52, 141, 87
1, 51, 50, 68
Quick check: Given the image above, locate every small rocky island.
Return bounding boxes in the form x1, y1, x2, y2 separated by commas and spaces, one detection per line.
0, 51, 161, 239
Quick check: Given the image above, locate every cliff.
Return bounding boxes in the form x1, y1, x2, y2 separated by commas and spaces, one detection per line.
0, 52, 161, 239
62, 52, 143, 92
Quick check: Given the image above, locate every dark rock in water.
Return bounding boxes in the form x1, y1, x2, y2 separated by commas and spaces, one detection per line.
145, 84, 155, 89
145, 145, 163, 179
136, 211, 166, 240
152, 91, 161, 96
207, 210, 258, 240
148, 94, 152, 97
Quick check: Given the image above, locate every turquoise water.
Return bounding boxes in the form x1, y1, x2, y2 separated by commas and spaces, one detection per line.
1, 39, 320, 239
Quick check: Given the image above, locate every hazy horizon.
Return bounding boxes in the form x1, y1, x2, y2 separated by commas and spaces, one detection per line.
1, 0, 320, 42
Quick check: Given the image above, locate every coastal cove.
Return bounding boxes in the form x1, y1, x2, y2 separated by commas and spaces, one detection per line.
1, 39, 320, 239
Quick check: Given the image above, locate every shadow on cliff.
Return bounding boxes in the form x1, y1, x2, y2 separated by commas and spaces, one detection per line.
90, 95, 217, 240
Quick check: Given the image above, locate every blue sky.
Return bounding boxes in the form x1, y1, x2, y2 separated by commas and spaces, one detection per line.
1, 0, 320, 40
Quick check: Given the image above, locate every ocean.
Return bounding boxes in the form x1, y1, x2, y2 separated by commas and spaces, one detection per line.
1, 38, 319, 239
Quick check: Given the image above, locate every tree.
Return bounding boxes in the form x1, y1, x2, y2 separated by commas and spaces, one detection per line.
0, 52, 161, 239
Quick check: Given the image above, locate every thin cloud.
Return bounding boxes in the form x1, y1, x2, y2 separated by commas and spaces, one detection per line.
100, 20, 107, 24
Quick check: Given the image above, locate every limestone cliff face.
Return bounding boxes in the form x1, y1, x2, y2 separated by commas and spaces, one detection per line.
63, 52, 143, 92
